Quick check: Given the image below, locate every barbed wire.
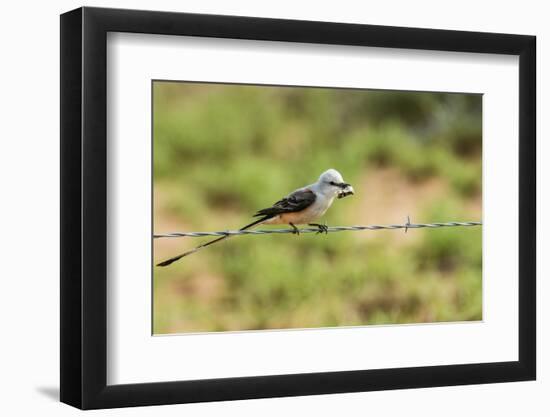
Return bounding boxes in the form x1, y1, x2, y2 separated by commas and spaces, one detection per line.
154, 219, 482, 239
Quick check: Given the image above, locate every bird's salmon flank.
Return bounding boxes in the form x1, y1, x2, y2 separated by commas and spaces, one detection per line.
156, 169, 355, 266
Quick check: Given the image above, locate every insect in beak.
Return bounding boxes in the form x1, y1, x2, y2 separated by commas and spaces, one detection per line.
337, 184, 354, 199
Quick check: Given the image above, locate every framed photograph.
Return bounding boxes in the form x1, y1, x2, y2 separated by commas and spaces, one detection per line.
60, 6, 536, 409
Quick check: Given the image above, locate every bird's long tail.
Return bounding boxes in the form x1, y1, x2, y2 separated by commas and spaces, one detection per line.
156, 215, 272, 267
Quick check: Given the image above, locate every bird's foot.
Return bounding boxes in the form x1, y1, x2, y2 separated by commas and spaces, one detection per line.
309, 223, 329, 235
289, 223, 300, 235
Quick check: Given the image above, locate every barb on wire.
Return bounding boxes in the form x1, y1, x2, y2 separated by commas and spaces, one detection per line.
154, 219, 482, 239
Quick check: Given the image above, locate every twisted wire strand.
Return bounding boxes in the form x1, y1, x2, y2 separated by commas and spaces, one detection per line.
154, 221, 482, 239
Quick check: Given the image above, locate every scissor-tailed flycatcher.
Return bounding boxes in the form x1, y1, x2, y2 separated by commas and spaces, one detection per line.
157, 169, 354, 266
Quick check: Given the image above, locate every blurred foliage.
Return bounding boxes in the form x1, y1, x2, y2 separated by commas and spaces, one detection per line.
153, 82, 482, 334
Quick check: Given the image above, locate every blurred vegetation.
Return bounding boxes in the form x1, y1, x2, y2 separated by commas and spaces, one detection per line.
153, 82, 482, 334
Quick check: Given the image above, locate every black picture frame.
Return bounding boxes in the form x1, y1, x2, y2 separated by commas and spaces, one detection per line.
60, 6, 536, 410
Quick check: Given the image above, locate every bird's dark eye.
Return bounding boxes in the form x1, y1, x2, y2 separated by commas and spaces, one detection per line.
329, 181, 336, 186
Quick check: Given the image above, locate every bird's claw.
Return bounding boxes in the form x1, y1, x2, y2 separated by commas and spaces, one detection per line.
309, 223, 328, 235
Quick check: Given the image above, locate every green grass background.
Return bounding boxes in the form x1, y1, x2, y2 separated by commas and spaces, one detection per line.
153, 82, 482, 334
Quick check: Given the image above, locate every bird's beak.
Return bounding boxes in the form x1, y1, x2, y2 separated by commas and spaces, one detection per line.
338, 184, 355, 199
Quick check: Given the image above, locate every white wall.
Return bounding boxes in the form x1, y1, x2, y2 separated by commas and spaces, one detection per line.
0, 1, 546, 415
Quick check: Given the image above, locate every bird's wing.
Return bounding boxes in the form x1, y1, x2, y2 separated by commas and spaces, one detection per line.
253, 188, 316, 217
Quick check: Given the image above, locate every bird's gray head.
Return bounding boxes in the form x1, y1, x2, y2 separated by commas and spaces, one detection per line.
316, 169, 355, 198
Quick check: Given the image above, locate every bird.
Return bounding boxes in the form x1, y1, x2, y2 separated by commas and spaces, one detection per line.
156, 169, 355, 266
